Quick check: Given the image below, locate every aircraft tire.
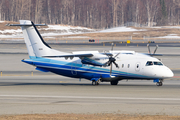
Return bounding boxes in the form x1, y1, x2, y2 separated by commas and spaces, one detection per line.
156, 82, 163, 86
92, 81, 99, 86
92, 81, 96, 86
110, 81, 118, 85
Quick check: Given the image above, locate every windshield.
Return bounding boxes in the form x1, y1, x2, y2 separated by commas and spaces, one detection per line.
146, 61, 163, 66
146, 61, 153, 66
153, 62, 163, 66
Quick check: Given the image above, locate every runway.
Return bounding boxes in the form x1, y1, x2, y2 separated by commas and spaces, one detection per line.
0, 76, 180, 115
0, 42, 180, 115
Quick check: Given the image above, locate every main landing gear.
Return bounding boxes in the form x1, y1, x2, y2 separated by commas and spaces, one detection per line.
92, 79, 101, 86
92, 79, 119, 86
92, 80, 99, 85
110, 80, 119, 85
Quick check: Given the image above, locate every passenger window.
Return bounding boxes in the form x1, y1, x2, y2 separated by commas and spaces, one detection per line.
122, 64, 124, 68
137, 64, 139, 68
146, 61, 153, 66
128, 64, 130, 68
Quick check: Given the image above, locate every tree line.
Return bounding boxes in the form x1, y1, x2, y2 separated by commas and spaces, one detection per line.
0, 0, 180, 28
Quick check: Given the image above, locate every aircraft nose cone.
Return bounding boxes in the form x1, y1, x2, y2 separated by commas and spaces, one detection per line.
167, 69, 174, 78
154, 66, 174, 78
162, 67, 174, 78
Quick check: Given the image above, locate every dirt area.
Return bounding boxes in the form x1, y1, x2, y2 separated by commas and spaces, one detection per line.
0, 114, 180, 120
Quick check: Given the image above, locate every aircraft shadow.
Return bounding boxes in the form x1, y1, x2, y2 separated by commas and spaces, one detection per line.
0, 82, 156, 87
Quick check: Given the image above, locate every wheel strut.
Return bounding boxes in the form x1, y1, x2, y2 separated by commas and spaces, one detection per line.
92, 80, 99, 86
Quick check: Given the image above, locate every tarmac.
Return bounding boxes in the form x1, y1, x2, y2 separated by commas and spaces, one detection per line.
0, 42, 180, 115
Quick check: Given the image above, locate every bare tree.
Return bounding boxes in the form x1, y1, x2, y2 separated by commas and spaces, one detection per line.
144, 0, 160, 27
0, 0, 180, 28
119, 0, 128, 26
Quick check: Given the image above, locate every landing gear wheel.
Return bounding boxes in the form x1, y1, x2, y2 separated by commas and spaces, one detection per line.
110, 81, 119, 85
92, 80, 99, 86
156, 82, 163, 86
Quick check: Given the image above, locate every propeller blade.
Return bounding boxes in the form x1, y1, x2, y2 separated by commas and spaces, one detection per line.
110, 63, 113, 76
153, 45, 158, 54
108, 61, 112, 66
113, 61, 119, 68
104, 52, 111, 58
114, 52, 120, 58
147, 44, 151, 54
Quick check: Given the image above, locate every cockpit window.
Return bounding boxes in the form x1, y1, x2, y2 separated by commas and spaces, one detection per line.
146, 61, 153, 66
153, 62, 163, 66
146, 61, 163, 66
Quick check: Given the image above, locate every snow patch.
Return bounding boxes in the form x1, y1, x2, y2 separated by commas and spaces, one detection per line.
99, 26, 144, 33
43, 25, 93, 31
0, 34, 23, 38
156, 34, 180, 39
0, 24, 95, 39
164, 26, 180, 29
62, 36, 90, 38
0, 29, 22, 34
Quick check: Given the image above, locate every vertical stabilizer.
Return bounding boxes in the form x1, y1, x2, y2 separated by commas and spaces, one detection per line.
18, 20, 66, 58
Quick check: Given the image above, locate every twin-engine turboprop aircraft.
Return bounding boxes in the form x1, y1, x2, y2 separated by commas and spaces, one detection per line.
8, 20, 174, 86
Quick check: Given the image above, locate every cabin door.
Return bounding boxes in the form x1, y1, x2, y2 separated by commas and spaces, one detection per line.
135, 62, 140, 72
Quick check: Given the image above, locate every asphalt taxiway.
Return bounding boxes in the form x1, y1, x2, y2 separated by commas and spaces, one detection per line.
0, 76, 180, 115
0, 42, 180, 115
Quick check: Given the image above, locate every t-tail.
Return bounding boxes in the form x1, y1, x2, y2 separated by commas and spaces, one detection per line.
8, 20, 67, 59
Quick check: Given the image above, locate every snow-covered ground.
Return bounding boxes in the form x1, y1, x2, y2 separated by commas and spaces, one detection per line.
0, 22, 95, 39
0, 29, 22, 38
40, 24, 95, 38
0, 21, 180, 40
156, 34, 180, 39
99, 26, 145, 33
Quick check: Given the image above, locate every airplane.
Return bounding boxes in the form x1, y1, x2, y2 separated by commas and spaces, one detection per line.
7, 20, 174, 86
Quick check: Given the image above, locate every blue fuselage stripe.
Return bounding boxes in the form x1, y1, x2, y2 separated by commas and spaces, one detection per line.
22, 58, 158, 80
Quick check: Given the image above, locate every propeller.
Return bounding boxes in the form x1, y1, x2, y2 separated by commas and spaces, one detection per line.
147, 44, 158, 55
104, 43, 120, 76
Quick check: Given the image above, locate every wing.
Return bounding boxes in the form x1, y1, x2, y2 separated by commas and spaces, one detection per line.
43, 53, 93, 58
145, 53, 180, 56
43, 52, 113, 58
43, 51, 113, 67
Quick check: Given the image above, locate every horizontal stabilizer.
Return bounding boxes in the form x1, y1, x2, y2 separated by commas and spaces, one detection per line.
6, 23, 46, 26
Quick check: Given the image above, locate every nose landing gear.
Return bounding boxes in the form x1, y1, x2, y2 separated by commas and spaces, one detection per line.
154, 79, 163, 86
156, 82, 163, 86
